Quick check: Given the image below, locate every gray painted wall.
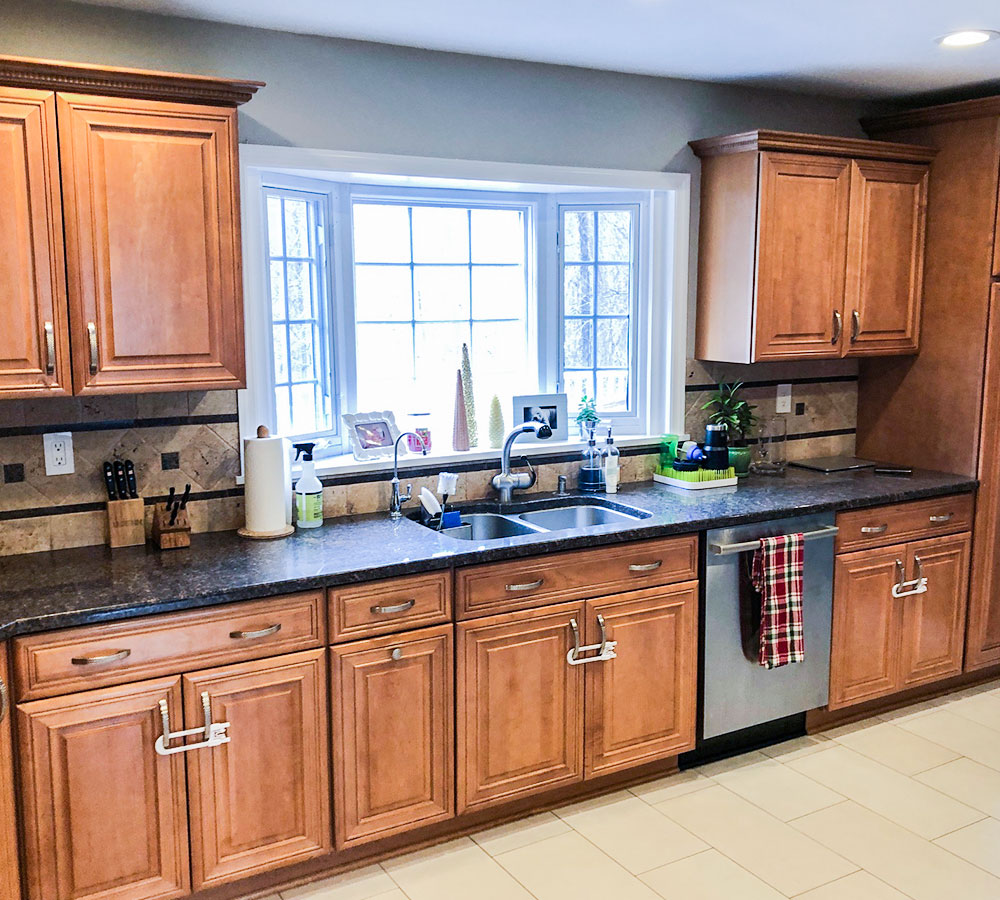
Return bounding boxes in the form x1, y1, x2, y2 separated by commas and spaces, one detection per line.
0, 0, 873, 347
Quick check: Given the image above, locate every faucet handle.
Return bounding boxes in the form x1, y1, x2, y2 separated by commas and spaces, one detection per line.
402, 482, 413, 502
520, 456, 537, 489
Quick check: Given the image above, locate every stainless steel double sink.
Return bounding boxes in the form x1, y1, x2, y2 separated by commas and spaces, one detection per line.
420, 497, 652, 541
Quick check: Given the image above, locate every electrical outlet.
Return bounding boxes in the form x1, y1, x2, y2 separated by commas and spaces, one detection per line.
43, 432, 75, 475
776, 383, 792, 414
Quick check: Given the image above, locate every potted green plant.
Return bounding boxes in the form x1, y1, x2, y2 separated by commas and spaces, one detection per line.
575, 389, 601, 438
701, 381, 758, 477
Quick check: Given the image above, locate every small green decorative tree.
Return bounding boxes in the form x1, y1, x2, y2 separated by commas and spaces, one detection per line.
701, 382, 758, 445
575, 389, 600, 436
488, 395, 504, 448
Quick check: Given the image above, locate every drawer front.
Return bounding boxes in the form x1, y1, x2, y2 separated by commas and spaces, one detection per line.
13, 591, 325, 701
835, 493, 974, 554
455, 535, 699, 619
329, 572, 452, 643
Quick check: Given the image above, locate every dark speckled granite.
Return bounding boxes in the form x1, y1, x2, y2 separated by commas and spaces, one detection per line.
0, 468, 975, 637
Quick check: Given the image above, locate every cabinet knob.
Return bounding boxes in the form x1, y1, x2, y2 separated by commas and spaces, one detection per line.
390, 647, 403, 661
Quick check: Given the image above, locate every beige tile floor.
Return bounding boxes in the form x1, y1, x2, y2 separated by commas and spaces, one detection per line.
252, 678, 1000, 900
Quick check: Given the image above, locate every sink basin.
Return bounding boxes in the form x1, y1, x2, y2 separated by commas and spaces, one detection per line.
517, 505, 643, 530
440, 513, 543, 541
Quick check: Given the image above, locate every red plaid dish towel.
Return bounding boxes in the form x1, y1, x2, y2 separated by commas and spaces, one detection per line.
751, 533, 806, 669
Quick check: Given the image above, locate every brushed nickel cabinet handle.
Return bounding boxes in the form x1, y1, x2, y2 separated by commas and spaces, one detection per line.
861, 524, 888, 535
505, 578, 544, 592
851, 310, 860, 343
832, 310, 843, 344
87, 321, 98, 375
629, 560, 662, 572
44, 321, 55, 375
229, 623, 281, 640
71, 649, 131, 666
370, 599, 416, 615
929, 513, 953, 525
0, 676, 8, 726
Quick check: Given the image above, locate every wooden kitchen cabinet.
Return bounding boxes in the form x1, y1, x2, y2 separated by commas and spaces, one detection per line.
0, 86, 71, 398
58, 93, 245, 394
690, 131, 933, 363
0, 644, 21, 900
182, 649, 331, 891
457, 602, 585, 813
17, 677, 190, 900
585, 584, 698, 777
829, 515, 971, 710
331, 625, 454, 849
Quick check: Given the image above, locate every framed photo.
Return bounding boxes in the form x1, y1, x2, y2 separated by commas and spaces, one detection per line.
512, 393, 568, 442
342, 411, 402, 460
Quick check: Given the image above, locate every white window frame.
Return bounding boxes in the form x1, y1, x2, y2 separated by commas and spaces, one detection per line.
239, 147, 690, 464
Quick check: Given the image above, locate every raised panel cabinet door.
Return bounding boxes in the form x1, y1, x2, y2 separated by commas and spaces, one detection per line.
182, 649, 330, 891
17, 677, 189, 900
0, 645, 21, 900
898, 534, 970, 688
844, 160, 928, 355
457, 602, 585, 813
829, 547, 903, 709
57, 93, 245, 394
584, 584, 698, 778
331, 625, 454, 849
754, 152, 851, 360
0, 87, 71, 397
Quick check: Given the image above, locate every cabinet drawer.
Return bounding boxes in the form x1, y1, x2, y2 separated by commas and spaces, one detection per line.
455, 535, 699, 619
13, 591, 325, 701
835, 493, 974, 554
328, 572, 452, 643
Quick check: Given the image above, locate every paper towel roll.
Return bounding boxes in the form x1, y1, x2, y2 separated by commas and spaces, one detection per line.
243, 430, 292, 536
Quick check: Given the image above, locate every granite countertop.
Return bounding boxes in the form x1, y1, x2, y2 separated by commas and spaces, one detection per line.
0, 467, 976, 638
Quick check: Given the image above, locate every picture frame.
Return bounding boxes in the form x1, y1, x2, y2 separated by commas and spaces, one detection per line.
342, 411, 402, 460
512, 393, 569, 442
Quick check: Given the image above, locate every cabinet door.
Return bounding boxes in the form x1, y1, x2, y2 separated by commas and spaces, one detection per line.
899, 534, 970, 688
0, 645, 21, 900
331, 626, 453, 849
182, 649, 330, 891
17, 677, 189, 900
829, 547, 903, 709
754, 152, 851, 360
844, 160, 927, 355
57, 93, 245, 394
0, 87, 71, 397
584, 584, 698, 778
457, 602, 585, 813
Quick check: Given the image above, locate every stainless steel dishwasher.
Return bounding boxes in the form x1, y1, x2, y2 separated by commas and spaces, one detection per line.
702, 512, 838, 740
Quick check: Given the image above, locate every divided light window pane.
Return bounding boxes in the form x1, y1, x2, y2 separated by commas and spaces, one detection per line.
352, 202, 532, 444
264, 192, 334, 438
561, 207, 636, 416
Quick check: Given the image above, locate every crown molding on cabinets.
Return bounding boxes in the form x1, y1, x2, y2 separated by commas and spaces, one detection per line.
689, 129, 935, 163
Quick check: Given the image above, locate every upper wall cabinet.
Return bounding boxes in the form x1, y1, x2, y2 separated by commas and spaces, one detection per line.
0, 55, 263, 398
690, 131, 934, 363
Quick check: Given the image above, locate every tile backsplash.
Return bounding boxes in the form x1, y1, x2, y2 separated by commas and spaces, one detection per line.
0, 358, 858, 557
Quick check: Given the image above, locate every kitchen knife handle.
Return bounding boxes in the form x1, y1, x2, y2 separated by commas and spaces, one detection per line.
113, 461, 129, 500
124, 460, 138, 499
103, 462, 118, 501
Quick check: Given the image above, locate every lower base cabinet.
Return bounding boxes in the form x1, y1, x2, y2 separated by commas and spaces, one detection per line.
830, 533, 970, 709
183, 649, 331, 891
457, 586, 698, 813
17, 677, 190, 900
331, 625, 454, 849
1, 644, 23, 900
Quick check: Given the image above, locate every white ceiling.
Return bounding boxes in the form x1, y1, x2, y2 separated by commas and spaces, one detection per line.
72, 0, 1000, 98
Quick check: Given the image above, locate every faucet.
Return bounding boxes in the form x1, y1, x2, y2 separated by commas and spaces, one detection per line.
492, 419, 553, 503
389, 432, 427, 519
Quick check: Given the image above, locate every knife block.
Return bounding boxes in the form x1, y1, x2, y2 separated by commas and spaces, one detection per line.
152, 503, 191, 550
106, 498, 146, 549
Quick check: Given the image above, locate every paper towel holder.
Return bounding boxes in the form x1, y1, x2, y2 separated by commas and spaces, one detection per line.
238, 424, 296, 540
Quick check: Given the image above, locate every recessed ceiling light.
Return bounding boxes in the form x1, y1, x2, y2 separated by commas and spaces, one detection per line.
938, 29, 999, 47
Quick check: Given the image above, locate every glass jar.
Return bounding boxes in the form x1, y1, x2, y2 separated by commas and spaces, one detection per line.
752, 415, 788, 476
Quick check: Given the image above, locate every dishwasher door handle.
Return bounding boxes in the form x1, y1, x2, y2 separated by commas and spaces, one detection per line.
708, 525, 839, 556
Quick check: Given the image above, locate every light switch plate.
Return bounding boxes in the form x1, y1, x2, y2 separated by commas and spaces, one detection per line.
43, 432, 74, 475
776, 383, 792, 414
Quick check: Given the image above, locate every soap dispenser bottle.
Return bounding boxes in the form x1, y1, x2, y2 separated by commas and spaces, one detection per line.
579, 426, 606, 493
293, 442, 323, 529
603, 427, 620, 494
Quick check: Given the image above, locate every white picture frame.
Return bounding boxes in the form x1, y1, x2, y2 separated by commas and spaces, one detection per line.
512, 393, 569, 442
342, 410, 402, 460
